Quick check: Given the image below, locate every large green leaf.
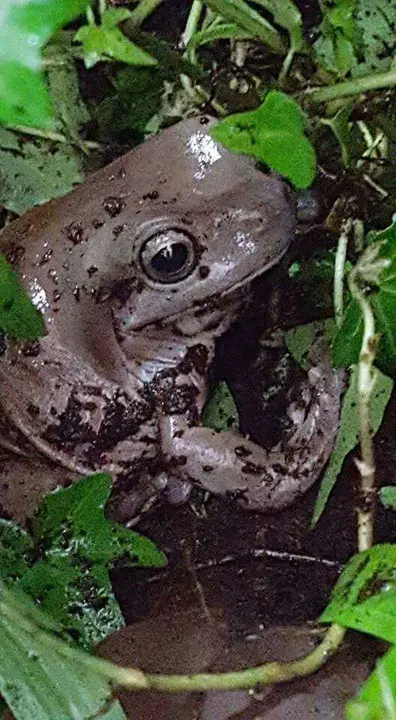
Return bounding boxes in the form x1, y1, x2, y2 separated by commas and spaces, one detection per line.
20, 473, 166, 647
0, 474, 166, 649
320, 544, 396, 643
0, 581, 127, 720
211, 91, 316, 189
0, 255, 45, 340
0, 0, 87, 127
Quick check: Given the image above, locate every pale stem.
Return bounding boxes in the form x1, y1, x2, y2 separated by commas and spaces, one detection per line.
334, 218, 352, 328
348, 269, 377, 552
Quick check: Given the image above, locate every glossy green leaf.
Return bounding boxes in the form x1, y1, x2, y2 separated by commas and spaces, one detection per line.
202, 381, 239, 433
320, 543, 396, 643
0, 255, 45, 340
21, 473, 166, 647
346, 645, 396, 720
311, 365, 393, 525
75, 9, 157, 69
211, 91, 316, 189
0, 0, 87, 127
0, 581, 127, 720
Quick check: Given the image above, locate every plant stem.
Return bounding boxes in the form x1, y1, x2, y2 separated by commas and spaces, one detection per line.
7, 125, 100, 150
181, 0, 204, 49
128, 0, 164, 27
334, 218, 352, 328
348, 267, 378, 552
305, 69, 396, 103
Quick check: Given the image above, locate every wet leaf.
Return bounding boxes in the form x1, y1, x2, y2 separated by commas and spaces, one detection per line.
321, 543, 396, 643
0, 581, 127, 720
0, 0, 87, 127
211, 91, 316, 189
311, 365, 393, 525
0, 255, 45, 340
75, 9, 157, 69
20, 473, 166, 647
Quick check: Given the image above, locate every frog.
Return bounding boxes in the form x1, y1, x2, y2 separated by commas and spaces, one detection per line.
0, 116, 342, 524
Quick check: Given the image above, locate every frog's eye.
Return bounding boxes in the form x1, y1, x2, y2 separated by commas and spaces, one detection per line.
139, 229, 196, 284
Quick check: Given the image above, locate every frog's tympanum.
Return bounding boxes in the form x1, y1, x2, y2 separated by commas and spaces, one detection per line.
0, 117, 342, 523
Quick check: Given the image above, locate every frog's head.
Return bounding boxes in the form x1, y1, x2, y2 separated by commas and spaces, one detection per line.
90, 117, 295, 337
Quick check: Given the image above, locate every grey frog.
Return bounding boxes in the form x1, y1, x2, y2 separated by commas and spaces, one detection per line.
0, 117, 341, 523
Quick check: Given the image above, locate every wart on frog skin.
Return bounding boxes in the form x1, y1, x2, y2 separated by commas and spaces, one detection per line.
0, 116, 341, 524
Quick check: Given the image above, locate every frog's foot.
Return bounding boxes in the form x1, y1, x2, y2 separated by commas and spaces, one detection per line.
160, 354, 344, 512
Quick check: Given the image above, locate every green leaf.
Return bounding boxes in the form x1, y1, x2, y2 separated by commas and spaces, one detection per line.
187, 23, 251, 50
284, 319, 336, 370
320, 544, 396, 643
0, 0, 87, 128
346, 645, 396, 720
379, 486, 396, 510
210, 91, 316, 189
0, 139, 84, 215
44, 48, 90, 141
202, 381, 239, 433
0, 255, 45, 340
311, 365, 393, 525
352, 0, 396, 76
96, 65, 170, 139
254, 0, 303, 53
203, 0, 286, 53
75, 10, 157, 69
0, 127, 20, 151
22, 473, 166, 647
320, 103, 353, 167
0, 521, 32, 582
0, 581, 127, 720
332, 221, 396, 377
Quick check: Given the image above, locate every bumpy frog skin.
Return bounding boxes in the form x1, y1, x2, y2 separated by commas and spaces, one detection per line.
0, 117, 342, 523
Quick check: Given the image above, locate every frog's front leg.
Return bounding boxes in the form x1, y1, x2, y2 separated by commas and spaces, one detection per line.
160, 360, 343, 512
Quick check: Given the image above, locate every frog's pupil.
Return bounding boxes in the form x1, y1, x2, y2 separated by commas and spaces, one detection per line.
151, 243, 188, 276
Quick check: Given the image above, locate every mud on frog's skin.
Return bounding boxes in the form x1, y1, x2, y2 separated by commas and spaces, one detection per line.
0, 116, 342, 524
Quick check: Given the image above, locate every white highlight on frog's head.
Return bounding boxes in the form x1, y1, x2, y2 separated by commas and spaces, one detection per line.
186, 131, 221, 180
234, 230, 256, 254
29, 278, 49, 313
